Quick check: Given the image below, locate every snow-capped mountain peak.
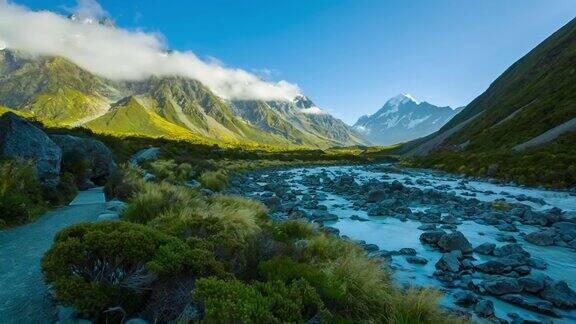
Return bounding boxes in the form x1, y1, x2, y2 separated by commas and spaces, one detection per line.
354, 94, 461, 145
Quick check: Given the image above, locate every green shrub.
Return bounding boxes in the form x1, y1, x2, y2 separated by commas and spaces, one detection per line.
41, 221, 223, 316
0, 159, 45, 226
198, 170, 228, 191
271, 220, 315, 242
258, 257, 346, 306
193, 278, 330, 323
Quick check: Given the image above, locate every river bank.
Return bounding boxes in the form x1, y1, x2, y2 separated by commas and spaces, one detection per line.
226, 164, 576, 323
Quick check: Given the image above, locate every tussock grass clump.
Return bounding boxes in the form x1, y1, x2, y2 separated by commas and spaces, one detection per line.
302, 235, 462, 323
198, 169, 228, 191
149, 159, 193, 183
272, 219, 316, 242
121, 182, 202, 224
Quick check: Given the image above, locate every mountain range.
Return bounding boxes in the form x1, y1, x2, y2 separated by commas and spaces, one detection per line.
0, 49, 367, 148
354, 94, 462, 145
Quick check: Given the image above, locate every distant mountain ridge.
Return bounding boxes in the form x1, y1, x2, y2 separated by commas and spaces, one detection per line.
0, 49, 367, 148
354, 94, 461, 145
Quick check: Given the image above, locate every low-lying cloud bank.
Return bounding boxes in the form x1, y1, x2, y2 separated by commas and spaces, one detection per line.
0, 0, 300, 101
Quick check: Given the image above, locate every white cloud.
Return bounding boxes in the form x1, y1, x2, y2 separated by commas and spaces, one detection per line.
300, 106, 326, 115
0, 0, 300, 101
71, 0, 108, 19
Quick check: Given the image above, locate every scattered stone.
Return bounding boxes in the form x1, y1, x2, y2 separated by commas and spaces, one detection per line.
350, 215, 370, 222
483, 277, 522, 295
419, 230, 446, 245
493, 243, 530, 258
437, 231, 472, 254
475, 260, 512, 274
398, 248, 417, 255
452, 291, 479, 306
406, 256, 428, 265
366, 190, 385, 203
474, 242, 496, 255
518, 276, 546, 294
474, 300, 495, 318
128, 147, 160, 165
417, 224, 436, 231
525, 229, 556, 246
539, 280, 576, 309
498, 294, 558, 317
435, 251, 461, 273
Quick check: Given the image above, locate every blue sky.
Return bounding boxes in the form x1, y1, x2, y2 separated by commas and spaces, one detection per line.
13, 0, 576, 123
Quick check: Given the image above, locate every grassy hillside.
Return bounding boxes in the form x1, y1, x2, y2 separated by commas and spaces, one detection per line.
403, 18, 576, 188
437, 17, 576, 151
85, 96, 204, 141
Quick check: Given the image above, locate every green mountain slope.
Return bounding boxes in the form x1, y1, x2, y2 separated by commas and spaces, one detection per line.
0, 50, 113, 125
0, 49, 367, 148
404, 18, 576, 188
85, 96, 203, 140
434, 17, 576, 151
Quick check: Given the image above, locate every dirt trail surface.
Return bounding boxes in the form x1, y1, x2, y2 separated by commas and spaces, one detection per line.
0, 187, 108, 324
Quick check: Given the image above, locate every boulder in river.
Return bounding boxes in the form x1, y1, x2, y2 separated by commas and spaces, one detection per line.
498, 294, 558, 317
452, 291, 479, 306
482, 277, 522, 295
493, 243, 530, 258
419, 230, 446, 245
435, 251, 461, 273
437, 231, 472, 254
0, 112, 62, 187
474, 300, 495, 318
366, 190, 385, 203
524, 229, 556, 246
474, 242, 496, 255
539, 280, 576, 309
518, 275, 546, 294
406, 256, 428, 265
475, 260, 512, 275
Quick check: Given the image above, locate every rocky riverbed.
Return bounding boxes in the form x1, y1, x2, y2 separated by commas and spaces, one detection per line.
226, 164, 576, 323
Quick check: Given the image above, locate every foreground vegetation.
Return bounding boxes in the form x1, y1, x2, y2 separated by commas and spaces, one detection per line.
41, 164, 464, 323
0, 158, 77, 228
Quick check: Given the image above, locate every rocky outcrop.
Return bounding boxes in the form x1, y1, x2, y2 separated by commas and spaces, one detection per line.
0, 112, 61, 187
51, 135, 117, 186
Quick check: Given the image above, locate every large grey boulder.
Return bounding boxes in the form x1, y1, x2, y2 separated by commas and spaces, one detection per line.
129, 147, 160, 165
482, 277, 522, 295
0, 112, 61, 187
524, 229, 556, 246
437, 231, 473, 254
50, 135, 116, 186
539, 280, 576, 309
435, 251, 461, 273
